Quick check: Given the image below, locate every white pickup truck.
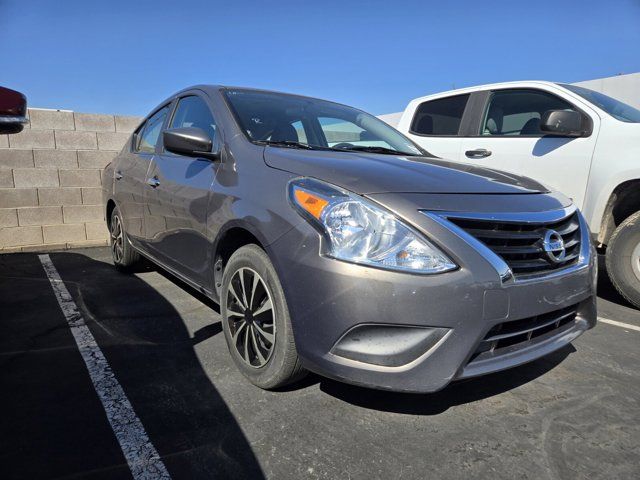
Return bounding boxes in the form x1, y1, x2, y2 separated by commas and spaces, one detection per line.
397, 81, 640, 307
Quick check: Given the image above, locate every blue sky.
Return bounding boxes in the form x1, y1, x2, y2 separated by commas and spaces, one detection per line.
1, 0, 638, 117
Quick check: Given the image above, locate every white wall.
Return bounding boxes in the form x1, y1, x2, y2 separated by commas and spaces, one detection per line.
377, 112, 403, 127
572, 72, 640, 110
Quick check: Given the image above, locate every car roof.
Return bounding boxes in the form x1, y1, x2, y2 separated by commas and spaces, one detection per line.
173, 84, 359, 109
407, 80, 564, 104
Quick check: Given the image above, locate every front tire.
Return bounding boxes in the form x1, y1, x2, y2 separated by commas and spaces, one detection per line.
109, 206, 140, 271
606, 210, 640, 308
221, 244, 306, 389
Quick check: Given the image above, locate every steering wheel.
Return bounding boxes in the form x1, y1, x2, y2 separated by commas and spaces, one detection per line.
332, 142, 356, 149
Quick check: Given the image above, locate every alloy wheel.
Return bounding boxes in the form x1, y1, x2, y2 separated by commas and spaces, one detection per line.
226, 267, 276, 368
110, 215, 124, 264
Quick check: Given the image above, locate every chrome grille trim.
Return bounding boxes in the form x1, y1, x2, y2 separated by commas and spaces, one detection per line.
422, 206, 591, 282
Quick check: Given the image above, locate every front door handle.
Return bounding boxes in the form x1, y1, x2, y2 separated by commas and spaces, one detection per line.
465, 149, 492, 158
115, 171, 123, 180
146, 176, 160, 188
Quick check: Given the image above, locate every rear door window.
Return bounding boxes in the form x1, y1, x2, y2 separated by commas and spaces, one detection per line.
410, 94, 469, 136
135, 106, 170, 153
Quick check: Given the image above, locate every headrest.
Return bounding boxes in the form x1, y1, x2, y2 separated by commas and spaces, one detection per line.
415, 115, 433, 134
270, 123, 298, 142
520, 117, 541, 135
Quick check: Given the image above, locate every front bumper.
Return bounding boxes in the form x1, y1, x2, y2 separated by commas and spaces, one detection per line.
267, 209, 597, 394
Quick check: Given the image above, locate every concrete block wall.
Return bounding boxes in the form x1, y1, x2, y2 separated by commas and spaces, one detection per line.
0, 108, 142, 252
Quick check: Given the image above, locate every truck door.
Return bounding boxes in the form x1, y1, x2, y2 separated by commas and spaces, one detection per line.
458, 88, 598, 208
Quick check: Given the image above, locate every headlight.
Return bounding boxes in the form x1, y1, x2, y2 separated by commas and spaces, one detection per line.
289, 178, 457, 274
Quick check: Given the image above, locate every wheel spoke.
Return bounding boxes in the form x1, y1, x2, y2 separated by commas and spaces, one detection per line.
243, 326, 250, 363
233, 320, 247, 341
250, 327, 266, 364
253, 298, 272, 317
253, 322, 274, 344
249, 272, 259, 310
113, 218, 121, 237
228, 282, 246, 309
227, 308, 244, 318
239, 269, 249, 309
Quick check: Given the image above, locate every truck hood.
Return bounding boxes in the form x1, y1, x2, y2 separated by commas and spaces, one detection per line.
264, 147, 549, 195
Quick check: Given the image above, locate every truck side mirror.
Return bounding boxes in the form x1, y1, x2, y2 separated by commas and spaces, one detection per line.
540, 110, 586, 137
0, 86, 28, 134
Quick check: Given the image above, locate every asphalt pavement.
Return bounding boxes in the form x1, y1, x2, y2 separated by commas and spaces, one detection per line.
1, 247, 638, 480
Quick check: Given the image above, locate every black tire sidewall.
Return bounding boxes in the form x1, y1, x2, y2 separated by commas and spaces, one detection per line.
220, 245, 298, 388
110, 206, 138, 269
606, 212, 640, 307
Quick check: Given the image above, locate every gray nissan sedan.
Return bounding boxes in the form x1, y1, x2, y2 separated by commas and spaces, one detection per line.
103, 85, 597, 393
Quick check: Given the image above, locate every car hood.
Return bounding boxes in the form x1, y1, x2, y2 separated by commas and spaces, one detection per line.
263, 147, 549, 195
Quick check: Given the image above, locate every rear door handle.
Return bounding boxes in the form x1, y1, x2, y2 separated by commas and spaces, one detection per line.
146, 176, 160, 188
115, 171, 123, 180
465, 149, 492, 158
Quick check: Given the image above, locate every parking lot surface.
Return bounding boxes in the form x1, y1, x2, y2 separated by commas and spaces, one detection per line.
1, 247, 639, 480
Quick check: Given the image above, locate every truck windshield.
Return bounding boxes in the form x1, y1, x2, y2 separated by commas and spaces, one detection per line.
223, 89, 425, 156
562, 84, 640, 123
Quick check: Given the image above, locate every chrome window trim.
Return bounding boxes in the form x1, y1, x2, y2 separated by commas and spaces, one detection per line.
0, 115, 28, 124
421, 205, 591, 284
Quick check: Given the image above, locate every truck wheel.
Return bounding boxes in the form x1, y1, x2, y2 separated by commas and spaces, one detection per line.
606, 210, 640, 309
110, 206, 140, 271
221, 244, 307, 389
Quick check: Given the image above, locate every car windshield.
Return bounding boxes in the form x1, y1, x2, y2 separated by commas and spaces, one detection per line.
562, 84, 640, 123
223, 89, 425, 156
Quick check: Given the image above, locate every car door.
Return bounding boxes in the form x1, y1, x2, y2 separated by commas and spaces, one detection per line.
458, 88, 599, 208
402, 93, 471, 161
144, 93, 219, 286
115, 105, 170, 244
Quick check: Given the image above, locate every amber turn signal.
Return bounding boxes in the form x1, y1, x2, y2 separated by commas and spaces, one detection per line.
293, 188, 329, 219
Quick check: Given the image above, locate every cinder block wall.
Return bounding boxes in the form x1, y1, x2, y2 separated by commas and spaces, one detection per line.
0, 108, 142, 252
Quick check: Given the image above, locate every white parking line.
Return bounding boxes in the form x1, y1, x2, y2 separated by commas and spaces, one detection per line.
39, 254, 171, 480
598, 317, 640, 332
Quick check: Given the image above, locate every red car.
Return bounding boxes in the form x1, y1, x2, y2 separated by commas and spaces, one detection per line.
0, 86, 27, 134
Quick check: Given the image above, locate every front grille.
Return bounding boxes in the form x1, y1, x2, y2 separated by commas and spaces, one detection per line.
469, 304, 579, 362
447, 211, 581, 277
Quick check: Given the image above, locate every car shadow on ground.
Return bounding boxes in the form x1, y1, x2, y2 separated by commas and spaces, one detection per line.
0, 251, 265, 480
317, 345, 573, 415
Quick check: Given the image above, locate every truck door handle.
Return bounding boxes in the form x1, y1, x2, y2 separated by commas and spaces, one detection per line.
146, 176, 160, 188
465, 149, 492, 158
115, 171, 123, 180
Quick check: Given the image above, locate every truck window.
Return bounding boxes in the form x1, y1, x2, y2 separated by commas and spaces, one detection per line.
410, 94, 469, 136
481, 89, 577, 136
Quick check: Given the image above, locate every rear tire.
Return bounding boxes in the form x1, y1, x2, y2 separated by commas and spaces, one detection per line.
109, 206, 140, 271
606, 210, 640, 309
221, 244, 307, 389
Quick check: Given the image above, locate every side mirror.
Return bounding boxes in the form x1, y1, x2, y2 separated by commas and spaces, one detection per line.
0, 86, 28, 134
540, 110, 586, 137
163, 127, 219, 160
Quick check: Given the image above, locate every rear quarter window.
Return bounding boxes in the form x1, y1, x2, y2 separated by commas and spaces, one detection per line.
410, 94, 470, 136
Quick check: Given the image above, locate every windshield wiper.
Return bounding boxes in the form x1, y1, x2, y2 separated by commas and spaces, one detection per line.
258, 140, 321, 150
331, 145, 419, 156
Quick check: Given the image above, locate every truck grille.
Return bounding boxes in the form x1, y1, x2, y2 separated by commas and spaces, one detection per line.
470, 304, 578, 361
447, 211, 581, 277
